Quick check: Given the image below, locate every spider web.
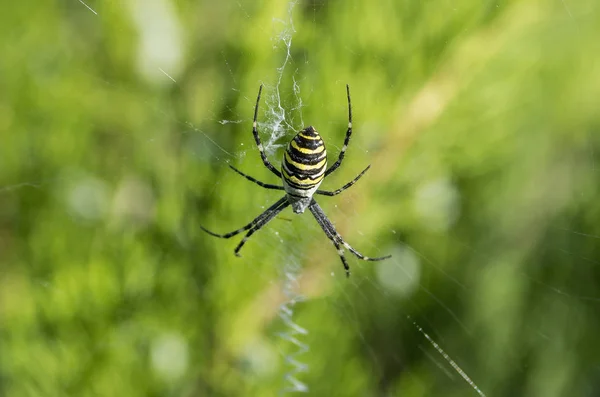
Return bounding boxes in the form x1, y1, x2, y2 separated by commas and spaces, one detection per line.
1, 0, 600, 396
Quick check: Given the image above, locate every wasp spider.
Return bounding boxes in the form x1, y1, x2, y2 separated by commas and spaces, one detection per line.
200, 85, 391, 277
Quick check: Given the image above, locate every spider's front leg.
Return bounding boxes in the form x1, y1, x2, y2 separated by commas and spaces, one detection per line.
252, 85, 282, 179
324, 84, 353, 177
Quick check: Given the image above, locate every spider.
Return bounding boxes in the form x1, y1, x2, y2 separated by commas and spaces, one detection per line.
200, 84, 391, 277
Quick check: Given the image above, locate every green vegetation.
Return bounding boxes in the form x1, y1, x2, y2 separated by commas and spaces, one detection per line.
2, 0, 599, 396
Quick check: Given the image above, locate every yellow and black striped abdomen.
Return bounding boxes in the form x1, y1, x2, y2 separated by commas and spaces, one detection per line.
281, 126, 327, 193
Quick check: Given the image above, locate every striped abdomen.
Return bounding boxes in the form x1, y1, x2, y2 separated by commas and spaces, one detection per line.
282, 126, 327, 212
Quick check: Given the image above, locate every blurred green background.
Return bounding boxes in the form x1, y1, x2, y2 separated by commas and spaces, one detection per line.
2, 0, 600, 396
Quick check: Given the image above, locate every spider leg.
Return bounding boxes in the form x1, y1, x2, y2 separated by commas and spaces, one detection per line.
341, 240, 392, 262
228, 164, 285, 191
200, 196, 288, 240
308, 200, 353, 277
316, 165, 371, 197
331, 239, 351, 277
233, 198, 290, 256
324, 84, 353, 177
312, 201, 390, 261
252, 85, 283, 179
309, 200, 391, 276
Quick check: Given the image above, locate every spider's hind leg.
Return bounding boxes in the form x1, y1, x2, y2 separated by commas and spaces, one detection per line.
333, 240, 351, 277
308, 200, 391, 277
200, 196, 290, 256
341, 241, 392, 262
233, 197, 290, 256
